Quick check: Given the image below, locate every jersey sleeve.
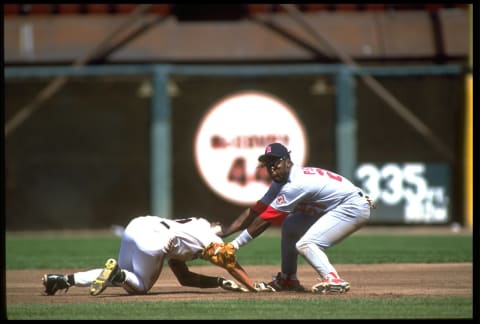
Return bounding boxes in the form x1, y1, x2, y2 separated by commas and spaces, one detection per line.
259, 205, 289, 226
258, 182, 283, 205
251, 200, 268, 214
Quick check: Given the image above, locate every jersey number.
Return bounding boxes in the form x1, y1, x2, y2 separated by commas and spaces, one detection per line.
302, 167, 342, 182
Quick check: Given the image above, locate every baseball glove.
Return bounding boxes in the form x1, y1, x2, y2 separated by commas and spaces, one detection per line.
201, 242, 237, 270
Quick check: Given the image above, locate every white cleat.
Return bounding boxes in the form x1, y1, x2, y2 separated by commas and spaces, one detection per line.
311, 277, 350, 294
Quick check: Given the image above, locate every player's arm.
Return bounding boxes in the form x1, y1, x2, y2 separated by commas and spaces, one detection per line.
169, 258, 258, 292
168, 259, 225, 288
246, 215, 271, 237
230, 205, 288, 249
226, 261, 259, 292
226, 261, 275, 292
218, 207, 256, 237
219, 197, 272, 238
200, 243, 276, 292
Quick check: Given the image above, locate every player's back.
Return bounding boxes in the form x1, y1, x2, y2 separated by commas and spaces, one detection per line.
288, 165, 361, 212
165, 217, 223, 261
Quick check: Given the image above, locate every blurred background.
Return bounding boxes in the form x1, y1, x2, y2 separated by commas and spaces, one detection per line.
4, 4, 473, 231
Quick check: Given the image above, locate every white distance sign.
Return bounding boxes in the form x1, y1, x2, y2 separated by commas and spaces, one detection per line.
194, 91, 308, 205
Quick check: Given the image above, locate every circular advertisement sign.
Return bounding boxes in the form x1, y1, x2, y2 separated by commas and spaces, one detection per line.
194, 91, 308, 205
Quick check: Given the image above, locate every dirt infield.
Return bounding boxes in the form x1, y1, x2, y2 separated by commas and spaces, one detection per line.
6, 262, 472, 304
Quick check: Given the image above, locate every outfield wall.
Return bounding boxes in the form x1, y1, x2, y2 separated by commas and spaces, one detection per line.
4, 64, 467, 230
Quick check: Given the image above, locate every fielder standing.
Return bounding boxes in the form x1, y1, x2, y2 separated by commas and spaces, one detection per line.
220, 143, 375, 293
42, 215, 273, 296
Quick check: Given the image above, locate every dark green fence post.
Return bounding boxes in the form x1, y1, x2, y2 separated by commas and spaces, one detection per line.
335, 66, 356, 179
151, 66, 172, 218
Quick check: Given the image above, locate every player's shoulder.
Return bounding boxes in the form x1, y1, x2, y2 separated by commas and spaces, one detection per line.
291, 165, 317, 179
290, 165, 329, 187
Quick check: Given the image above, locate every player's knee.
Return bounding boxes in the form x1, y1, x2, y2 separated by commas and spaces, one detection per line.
296, 240, 326, 255
122, 281, 148, 295
295, 240, 310, 255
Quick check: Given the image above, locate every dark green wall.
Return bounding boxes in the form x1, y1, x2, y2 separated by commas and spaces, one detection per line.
5, 73, 464, 230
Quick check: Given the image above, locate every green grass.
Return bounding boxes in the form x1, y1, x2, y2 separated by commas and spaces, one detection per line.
5, 232, 472, 269
5, 230, 473, 319
5, 237, 121, 269
7, 297, 472, 320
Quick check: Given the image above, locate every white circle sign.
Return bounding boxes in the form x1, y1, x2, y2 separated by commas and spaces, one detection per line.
194, 91, 308, 205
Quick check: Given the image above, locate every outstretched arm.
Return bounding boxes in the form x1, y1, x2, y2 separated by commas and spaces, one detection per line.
226, 263, 275, 292
168, 259, 225, 288
245, 215, 271, 238
225, 262, 256, 292
199, 243, 276, 292
219, 207, 259, 238
227, 215, 271, 251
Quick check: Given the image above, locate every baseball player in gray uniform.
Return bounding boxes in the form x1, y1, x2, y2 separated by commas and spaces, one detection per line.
42, 215, 272, 296
220, 143, 375, 293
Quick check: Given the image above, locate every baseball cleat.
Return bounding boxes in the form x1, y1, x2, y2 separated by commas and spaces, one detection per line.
42, 274, 71, 295
311, 273, 350, 294
90, 258, 120, 296
268, 272, 305, 292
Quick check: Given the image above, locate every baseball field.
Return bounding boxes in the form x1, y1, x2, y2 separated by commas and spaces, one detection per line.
5, 225, 473, 319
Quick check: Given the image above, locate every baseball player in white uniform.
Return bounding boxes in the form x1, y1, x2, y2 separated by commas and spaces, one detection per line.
42, 215, 271, 296
220, 143, 375, 293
